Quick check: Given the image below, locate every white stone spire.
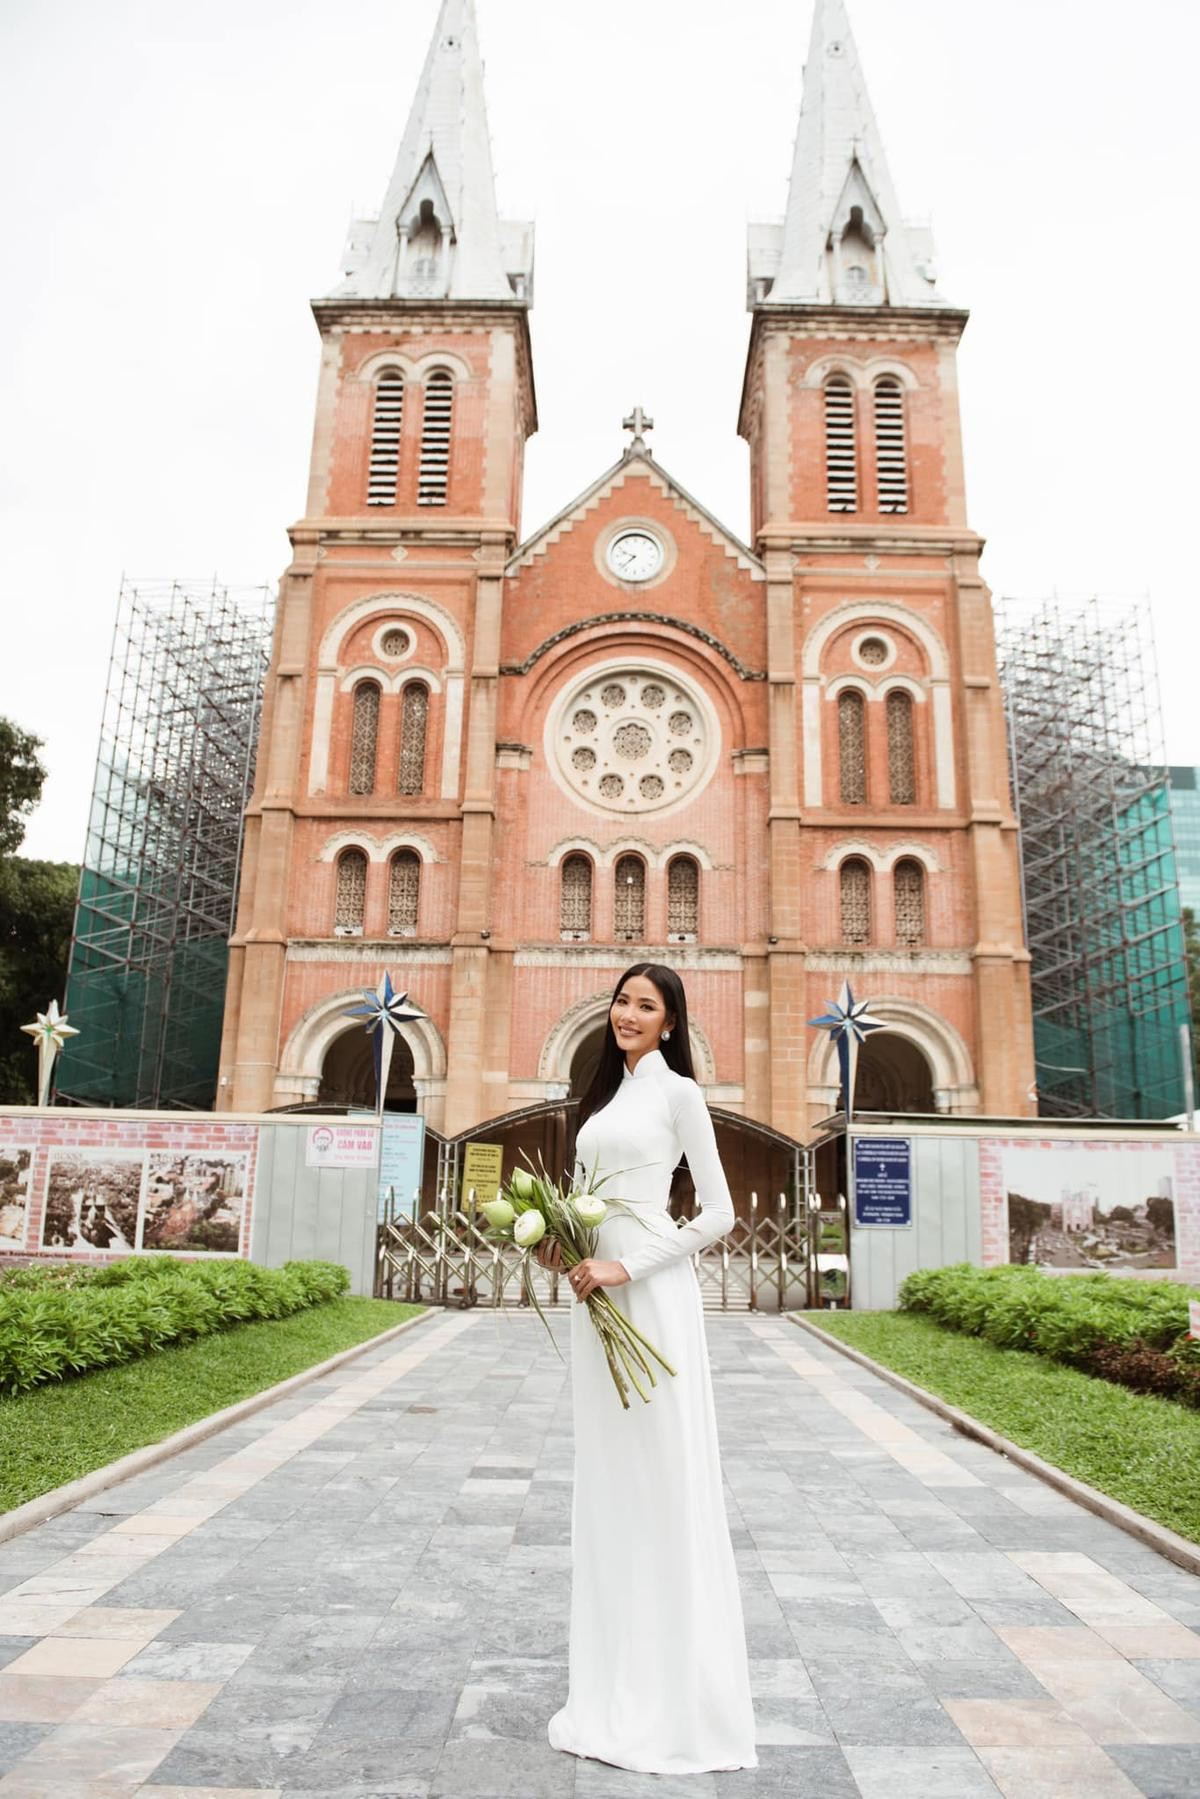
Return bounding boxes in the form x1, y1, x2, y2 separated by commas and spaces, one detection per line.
331, 0, 533, 303
748, 0, 946, 309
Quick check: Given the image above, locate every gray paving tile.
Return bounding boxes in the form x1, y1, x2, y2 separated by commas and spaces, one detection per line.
1105, 1744, 1200, 1798
0, 1722, 54, 1776
0, 1636, 36, 1670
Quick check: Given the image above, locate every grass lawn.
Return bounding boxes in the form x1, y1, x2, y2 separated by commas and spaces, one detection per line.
0, 1297, 426, 1514
800, 1308, 1200, 1545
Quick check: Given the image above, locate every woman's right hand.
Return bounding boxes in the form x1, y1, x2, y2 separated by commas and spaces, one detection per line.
534, 1237, 564, 1272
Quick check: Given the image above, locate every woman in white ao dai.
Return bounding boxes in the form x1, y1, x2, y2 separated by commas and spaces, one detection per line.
542, 963, 758, 1776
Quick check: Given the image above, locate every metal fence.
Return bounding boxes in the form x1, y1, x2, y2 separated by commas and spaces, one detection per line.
376, 1188, 830, 1312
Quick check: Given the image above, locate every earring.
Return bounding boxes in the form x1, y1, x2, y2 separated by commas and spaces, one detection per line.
661, 1030, 671, 1041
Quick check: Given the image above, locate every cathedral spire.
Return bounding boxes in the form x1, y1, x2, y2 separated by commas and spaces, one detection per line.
331, 0, 533, 303
748, 0, 945, 309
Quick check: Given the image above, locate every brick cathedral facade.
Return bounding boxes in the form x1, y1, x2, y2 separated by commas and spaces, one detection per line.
217, 0, 1036, 1139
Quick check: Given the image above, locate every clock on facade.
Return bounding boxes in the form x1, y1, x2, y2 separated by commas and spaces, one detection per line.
606, 530, 663, 582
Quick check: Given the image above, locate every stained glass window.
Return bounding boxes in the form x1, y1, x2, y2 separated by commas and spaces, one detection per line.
838, 690, 867, 804
894, 859, 925, 946
349, 682, 380, 795
886, 689, 916, 804
667, 856, 699, 938
559, 854, 592, 937
334, 849, 367, 935
387, 850, 420, 936
840, 858, 871, 945
614, 854, 645, 939
398, 682, 428, 795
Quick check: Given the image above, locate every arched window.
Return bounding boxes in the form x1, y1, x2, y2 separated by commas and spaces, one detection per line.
418, 370, 453, 505
349, 682, 380, 795
886, 689, 916, 804
334, 849, 367, 936
894, 859, 925, 947
614, 854, 646, 940
397, 682, 428, 795
559, 854, 592, 939
840, 858, 871, 945
874, 377, 909, 513
366, 371, 404, 506
838, 690, 867, 804
667, 855, 699, 940
387, 849, 421, 937
824, 375, 858, 512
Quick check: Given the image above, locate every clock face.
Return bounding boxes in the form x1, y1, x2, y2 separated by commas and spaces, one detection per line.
607, 530, 663, 582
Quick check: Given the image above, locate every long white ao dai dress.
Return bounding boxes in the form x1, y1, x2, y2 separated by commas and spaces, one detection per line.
546, 1048, 758, 1774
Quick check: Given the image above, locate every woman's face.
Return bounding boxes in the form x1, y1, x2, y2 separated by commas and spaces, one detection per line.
610, 973, 675, 1069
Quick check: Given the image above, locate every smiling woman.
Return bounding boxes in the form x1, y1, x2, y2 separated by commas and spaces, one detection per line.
535, 962, 757, 1776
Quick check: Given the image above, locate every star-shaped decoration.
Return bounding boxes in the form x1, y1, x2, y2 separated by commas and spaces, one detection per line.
21, 1000, 80, 1051
21, 999, 81, 1107
343, 972, 425, 1037
808, 981, 887, 1121
343, 974, 426, 1120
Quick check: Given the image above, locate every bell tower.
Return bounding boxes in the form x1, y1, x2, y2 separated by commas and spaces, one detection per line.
739, 0, 1034, 1126
218, 0, 536, 1117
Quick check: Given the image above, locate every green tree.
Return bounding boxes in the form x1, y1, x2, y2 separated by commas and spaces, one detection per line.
0, 859, 79, 1103
0, 719, 47, 857
0, 715, 79, 1103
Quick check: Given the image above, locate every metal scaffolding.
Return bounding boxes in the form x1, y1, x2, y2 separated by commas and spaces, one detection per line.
998, 595, 1191, 1120
60, 579, 275, 1110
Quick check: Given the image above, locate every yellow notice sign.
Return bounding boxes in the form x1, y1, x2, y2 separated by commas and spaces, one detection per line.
462, 1142, 504, 1208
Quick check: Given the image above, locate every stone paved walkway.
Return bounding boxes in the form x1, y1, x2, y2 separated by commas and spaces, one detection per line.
2, 1310, 1200, 1797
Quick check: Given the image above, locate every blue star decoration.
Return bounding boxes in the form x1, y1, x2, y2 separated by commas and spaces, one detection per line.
807, 981, 888, 1121
343, 974, 426, 1117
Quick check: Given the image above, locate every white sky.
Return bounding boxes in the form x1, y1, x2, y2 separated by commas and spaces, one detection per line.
3, 0, 1198, 864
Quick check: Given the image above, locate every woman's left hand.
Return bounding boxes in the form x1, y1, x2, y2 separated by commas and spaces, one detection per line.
568, 1257, 629, 1301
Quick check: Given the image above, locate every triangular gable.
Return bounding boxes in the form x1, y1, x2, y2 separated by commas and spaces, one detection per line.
508, 453, 763, 579
398, 151, 457, 241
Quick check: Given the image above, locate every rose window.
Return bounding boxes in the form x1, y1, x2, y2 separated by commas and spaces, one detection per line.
550, 666, 715, 814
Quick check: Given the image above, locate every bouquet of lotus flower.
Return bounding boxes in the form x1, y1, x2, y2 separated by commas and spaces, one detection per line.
479, 1162, 677, 1410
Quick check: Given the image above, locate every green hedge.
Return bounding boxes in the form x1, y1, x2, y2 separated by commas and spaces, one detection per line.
0, 1257, 350, 1395
899, 1263, 1200, 1405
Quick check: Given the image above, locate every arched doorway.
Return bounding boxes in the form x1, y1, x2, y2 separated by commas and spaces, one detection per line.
318, 1026, 417, 1111
856, 1033, 935, 1112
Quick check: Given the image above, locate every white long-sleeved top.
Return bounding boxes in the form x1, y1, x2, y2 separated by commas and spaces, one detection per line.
574, 1048, 736, 1283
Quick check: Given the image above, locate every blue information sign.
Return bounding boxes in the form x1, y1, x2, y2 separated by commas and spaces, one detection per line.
853, 1137, 912, 1228
350, 1111, 427, 1219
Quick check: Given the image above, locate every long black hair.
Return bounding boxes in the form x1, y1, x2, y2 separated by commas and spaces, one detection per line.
577, 963, 696, 1128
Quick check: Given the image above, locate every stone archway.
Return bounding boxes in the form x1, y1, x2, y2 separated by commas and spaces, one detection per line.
317, 1026, 416, 1111
855, 1033, 935, 1112
806, 996, 980, 1119
275, 987, 448, 1128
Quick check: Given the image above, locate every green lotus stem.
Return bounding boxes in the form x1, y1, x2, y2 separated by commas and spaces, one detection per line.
614, 1334, 651, 1404
602, 1309, 658, 1389
601, 1330, 630, 1409
590, 1290, 678, 1376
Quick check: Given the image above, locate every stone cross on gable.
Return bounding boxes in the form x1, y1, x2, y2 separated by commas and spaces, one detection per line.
622, 406, 654, 452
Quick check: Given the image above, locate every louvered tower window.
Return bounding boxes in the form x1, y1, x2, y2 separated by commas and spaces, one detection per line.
824, 376, 858, 512
559, 854, 593, 939
349, 682, 380, 795
667, 856, 699, 940
840, 859, 871, 945
886, 689, 916, 804
614, 855, 646, 940
838, 690, 867, 804
418, 370, 453, 505
397, 682, 428, 795
367, 372, 404, 505
334, 849, 367, 936
387, 849, 421, 937
874, 377, 909, 513
894, 859, 925, 947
